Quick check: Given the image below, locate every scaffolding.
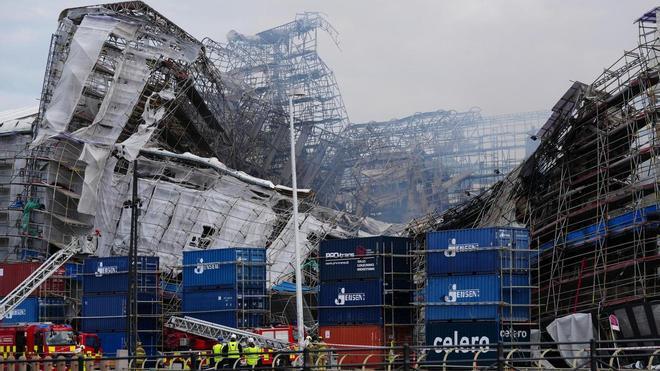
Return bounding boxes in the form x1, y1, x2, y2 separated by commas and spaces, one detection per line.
202, 13, 349, 200
333, 110, 548, 223
408, 8, 660, 338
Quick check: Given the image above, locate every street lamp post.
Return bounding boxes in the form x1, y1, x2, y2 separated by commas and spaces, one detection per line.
288, 89, 306, 351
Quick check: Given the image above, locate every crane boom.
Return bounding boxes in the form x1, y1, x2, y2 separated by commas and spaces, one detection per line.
0, 235, 95, 320
165, 316, 291, 350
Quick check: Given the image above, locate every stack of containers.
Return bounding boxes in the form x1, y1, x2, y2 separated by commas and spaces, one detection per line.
0, 262, 68, 323
318, 236, 413, 365
182, 247, 267, 328
81, 256, 161, 356
424, 227, 532, 364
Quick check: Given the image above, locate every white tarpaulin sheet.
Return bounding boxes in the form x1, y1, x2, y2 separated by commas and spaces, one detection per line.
34, 16, 129, 144
89, 149, 395, 285
547, 313, 594, 366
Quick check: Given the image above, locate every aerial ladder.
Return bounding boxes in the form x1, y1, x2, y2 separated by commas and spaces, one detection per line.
0, 235, 97, 320
165, 316, 291, 351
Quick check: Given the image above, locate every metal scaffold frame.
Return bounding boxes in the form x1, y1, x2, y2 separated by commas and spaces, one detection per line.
409, 8, 660, 339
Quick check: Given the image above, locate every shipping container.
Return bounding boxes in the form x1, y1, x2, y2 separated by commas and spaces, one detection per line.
81, 293, 160, 332
427, 228, 530, 275
318, 325, 385, 366
39, 297, 67, 322
82, 256, 159, 294
424, 321, 530, 364
0, 297, 39, 323
426, 274, 530, 321
95, 331, 160, 356
182, 288, 265, 328
182, 288, 237, 312
0, 263, 66, 296
182, 287, 266, 310
319, 237, 412, 281
318, 280, 384, 325
182, 311, 265, 329
182, 248, 266, 289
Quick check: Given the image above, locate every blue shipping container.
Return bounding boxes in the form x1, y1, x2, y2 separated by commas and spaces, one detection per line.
39, 297, 67, 321
182, 288, 266, 328
319, 237, 411, 281
0, 297, 39, 323
182, 289, 238, 312
81, 293, 160, 332
426, 274, 530, 321
318, 280, 384, 325
184, 312, 265, 329
96, 331, 160, 356
424, 321, 530, 364
83, 256, 159, 294
185, 288, 266, 311
182, 248, 266, 289
427, 228, 529, 275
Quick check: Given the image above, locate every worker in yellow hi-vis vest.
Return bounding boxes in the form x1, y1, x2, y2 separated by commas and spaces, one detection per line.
243, 338, 262, 368
135, 341, 146, 368
221, 334, 242, 368
213, 336, 224, 369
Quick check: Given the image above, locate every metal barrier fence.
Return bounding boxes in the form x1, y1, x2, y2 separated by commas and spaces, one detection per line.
1, 338, 659, 370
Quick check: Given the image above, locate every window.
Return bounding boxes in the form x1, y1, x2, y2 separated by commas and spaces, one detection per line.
46, 330, 76, 346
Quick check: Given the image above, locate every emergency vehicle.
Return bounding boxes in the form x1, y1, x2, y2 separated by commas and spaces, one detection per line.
253, 325, 298, 366
165, 316, 300, 368
0, 323, 101, 358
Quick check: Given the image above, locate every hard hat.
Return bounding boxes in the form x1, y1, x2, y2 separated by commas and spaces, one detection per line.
230, 334, 237, 340
248, 337, 255, 343
306, 336, 312, 341
217, 336, 224, 342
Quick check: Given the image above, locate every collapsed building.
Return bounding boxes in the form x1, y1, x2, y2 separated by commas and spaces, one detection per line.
410, 8, 660, 342
0, 2, 395, 284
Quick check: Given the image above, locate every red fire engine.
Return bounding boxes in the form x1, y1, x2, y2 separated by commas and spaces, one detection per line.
164, 325, 297, 367
253, 325, 298, 367
0, 323, 101, 358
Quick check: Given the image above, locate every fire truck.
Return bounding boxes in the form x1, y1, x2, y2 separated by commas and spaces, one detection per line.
165, 316, 299, 368
0, 237, 102, 359
0, 323, 101, 357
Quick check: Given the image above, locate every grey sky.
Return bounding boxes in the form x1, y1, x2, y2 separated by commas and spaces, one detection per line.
0, 1, 656, 122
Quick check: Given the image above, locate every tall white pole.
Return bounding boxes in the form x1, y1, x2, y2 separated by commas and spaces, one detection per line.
289, 93, 306, 350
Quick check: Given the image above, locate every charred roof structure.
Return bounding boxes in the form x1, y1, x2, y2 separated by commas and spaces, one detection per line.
334, 110, 547, 222
410, 8, 660, 340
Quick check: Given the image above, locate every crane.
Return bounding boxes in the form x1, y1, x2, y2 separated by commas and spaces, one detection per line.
165, 316, 291, 351
0, 235, 97, 320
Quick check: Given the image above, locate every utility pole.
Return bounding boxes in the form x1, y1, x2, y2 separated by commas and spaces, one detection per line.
288, 89, 306, 350
126, 159, 140, 355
